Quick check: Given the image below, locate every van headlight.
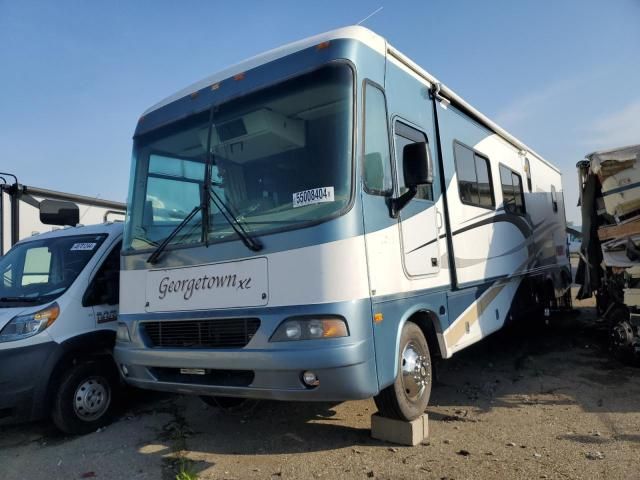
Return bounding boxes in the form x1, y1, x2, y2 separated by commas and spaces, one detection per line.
0, 303, 60, 343
270, 316, 348, 342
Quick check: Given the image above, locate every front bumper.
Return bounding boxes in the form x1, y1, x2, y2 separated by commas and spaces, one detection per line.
0, 340, 60, 422
114, 301, 379, 401
115, 340, 377, 401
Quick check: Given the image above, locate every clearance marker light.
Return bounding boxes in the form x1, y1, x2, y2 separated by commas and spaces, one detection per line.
316, 41, 330, 50
233, 72, 245, 81
374, 312, 384, 324
210, 82, 220, 91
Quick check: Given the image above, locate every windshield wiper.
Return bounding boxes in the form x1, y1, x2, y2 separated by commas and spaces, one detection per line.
0, 296, 40, 303
207, 187, 263, 252
147, 108, 261, 264
147, 205, 202, 264
145, 191, 262, 265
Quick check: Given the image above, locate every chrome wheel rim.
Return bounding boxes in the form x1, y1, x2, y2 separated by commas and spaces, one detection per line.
73, 376, 111, 421
401, 341, 430, 401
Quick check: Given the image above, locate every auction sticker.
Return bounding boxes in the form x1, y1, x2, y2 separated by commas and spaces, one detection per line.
70, 242, 97, 251
293, 187, 334, 208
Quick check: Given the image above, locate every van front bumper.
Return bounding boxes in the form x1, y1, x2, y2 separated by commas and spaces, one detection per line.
0, 341, 60, 423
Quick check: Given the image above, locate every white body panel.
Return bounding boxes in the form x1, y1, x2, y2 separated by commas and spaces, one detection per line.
120, 235, 372, 313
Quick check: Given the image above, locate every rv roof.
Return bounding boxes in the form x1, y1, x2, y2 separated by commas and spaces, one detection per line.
143, 26, 558, 173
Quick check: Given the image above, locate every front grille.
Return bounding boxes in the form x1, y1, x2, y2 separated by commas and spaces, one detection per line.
142, 318, 260, 348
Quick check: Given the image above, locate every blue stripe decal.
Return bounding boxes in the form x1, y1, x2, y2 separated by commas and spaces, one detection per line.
601, 181, 640, 197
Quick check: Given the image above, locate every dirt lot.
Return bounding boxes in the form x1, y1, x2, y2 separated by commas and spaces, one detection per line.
1, 302, 639, 480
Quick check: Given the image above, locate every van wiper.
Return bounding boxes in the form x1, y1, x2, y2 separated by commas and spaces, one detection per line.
0, 296, 39, 303
147, 205, 201, 264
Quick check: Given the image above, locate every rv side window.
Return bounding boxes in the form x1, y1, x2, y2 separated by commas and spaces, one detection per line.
551, 185, 558, 213
394, 121, 433, 201
454, 142, 494, 208
363, 83, 392, 195
499, 165, 526, 215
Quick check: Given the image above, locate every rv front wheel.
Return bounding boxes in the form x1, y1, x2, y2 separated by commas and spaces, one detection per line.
374, 322, 432, 421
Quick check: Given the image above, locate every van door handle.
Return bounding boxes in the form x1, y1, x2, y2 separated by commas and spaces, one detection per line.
436, 210, 443, 230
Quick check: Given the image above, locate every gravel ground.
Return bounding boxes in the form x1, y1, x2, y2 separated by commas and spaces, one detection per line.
1, 302, 639, 480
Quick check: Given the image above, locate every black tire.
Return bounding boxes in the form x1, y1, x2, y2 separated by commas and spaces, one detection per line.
374, 322, 432, 421
51, 358, 120, 435
200, 396, 260, 415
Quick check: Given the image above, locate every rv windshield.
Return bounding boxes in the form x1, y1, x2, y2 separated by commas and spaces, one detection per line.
0, 234, 107, 307
125, 63, 354, 251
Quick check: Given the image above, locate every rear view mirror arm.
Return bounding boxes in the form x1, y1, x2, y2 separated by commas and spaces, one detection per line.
389, 187, 417, 219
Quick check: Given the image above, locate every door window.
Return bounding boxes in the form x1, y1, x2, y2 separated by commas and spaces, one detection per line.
83, 241, 122, 307
394, 121, 433, 201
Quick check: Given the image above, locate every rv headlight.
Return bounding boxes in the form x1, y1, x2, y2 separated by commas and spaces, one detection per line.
270, 316, 348, 342
0, 303, 60, 343
116, 322, 131, 342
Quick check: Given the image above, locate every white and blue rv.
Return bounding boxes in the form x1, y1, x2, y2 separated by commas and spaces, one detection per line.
114, 27, 571, 420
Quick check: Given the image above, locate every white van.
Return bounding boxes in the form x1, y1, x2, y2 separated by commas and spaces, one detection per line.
0, 222, 123, 434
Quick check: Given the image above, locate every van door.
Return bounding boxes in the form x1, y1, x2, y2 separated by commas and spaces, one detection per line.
84, 241, 121, 327
393, 120, 441, 277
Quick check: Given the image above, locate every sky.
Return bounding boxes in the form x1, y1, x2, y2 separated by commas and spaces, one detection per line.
1, 0, 638, 224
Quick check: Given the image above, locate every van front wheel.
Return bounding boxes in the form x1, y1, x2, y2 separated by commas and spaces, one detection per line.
374, 322, 432, 421
51, 358, 120, 435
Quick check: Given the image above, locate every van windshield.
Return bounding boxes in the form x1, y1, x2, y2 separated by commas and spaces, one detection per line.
0, 234, 107, 307
124, 63, 354, 251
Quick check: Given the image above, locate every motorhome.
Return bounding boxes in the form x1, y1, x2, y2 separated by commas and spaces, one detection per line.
0, 202, 124, 433
114, 26, 570, 420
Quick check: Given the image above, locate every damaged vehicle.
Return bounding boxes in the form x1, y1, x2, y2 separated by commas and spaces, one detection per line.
576, 144, 640, 363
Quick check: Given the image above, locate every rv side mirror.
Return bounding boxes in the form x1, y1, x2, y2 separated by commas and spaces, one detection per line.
39, 199, 80, 226
403, 142, 433, 187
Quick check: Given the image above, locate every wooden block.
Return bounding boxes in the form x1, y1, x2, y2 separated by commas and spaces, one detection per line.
370, 413, 429, 446
624, 288, 640, 307
598, 220, 640, 240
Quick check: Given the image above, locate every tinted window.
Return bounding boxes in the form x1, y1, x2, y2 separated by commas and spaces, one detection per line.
454, 142, 494, 208
84, 241, 121, 307
395, 122, 432, 201
363, 83, 392, 194
500, 165, 526, 215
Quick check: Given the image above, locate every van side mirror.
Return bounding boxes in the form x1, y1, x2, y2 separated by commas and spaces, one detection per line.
403, 142, 433, 187
39, 199, 80, 226
390, 142, 433, 218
